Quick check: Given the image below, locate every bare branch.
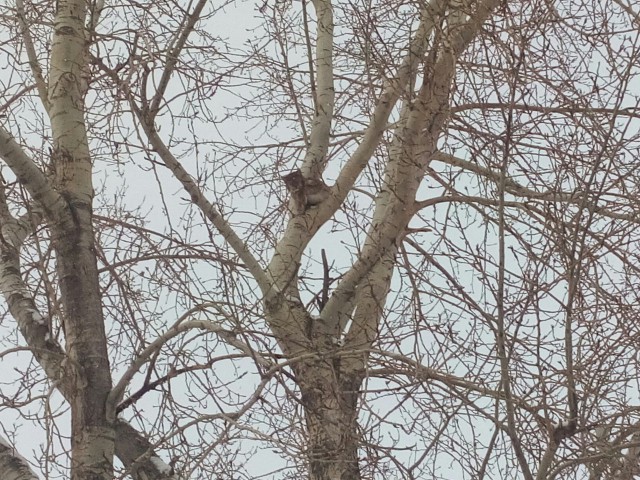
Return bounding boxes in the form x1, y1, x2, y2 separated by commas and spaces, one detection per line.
15, 0, 49, 111
0, 436, 39, 480
148, 0, 209, 117
0, 127, 66, 219
139, 121, 273, 294
301, 0, 334, 178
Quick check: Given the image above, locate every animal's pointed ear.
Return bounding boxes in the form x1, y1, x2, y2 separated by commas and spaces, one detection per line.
282, 170, 304, 191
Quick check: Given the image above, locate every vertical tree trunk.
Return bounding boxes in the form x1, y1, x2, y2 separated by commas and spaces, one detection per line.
51, 220, 114, 480
48, 1, 114, 478
297, 361, 363, 480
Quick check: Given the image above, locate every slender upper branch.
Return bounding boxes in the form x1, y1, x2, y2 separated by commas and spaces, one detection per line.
140, 119, 273, 294
332, 0, 504, 350
148, 0, 209, 117
15, 0, 49, 111
94, 55, 274, 298
429, 152, 640, 222
330, 2, 441, 203
301, 0, 334, 178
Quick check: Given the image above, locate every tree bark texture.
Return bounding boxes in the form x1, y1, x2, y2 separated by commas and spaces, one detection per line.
48, 1, 114, 478
297, 361, 363, 480
0, 437, 39, 480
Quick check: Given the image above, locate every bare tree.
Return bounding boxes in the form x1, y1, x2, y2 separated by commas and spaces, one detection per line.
1, 0, 640, 479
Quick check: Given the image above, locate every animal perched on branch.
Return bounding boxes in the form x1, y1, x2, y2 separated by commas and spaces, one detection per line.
282, 169, 330, 214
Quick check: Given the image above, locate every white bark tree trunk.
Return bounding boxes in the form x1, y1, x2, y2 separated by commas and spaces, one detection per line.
263, 2, 499, 476
47, 1, 114, 478
0, 0, 503, 478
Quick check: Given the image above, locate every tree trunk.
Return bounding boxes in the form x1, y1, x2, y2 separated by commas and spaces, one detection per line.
51, 216, 114, 480
48, 1, 114, 478
297, 360, 363, 480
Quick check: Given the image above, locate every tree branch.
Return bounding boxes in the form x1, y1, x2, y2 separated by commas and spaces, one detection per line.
0, 436, 39, 480
138, 120, 273, 295
301, 0, 334, 179
15, 0, 49, 112
148, 0, 209, 117
266, 0, 444, 303
108, 314, 270, 420
0, 126, 66, 220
